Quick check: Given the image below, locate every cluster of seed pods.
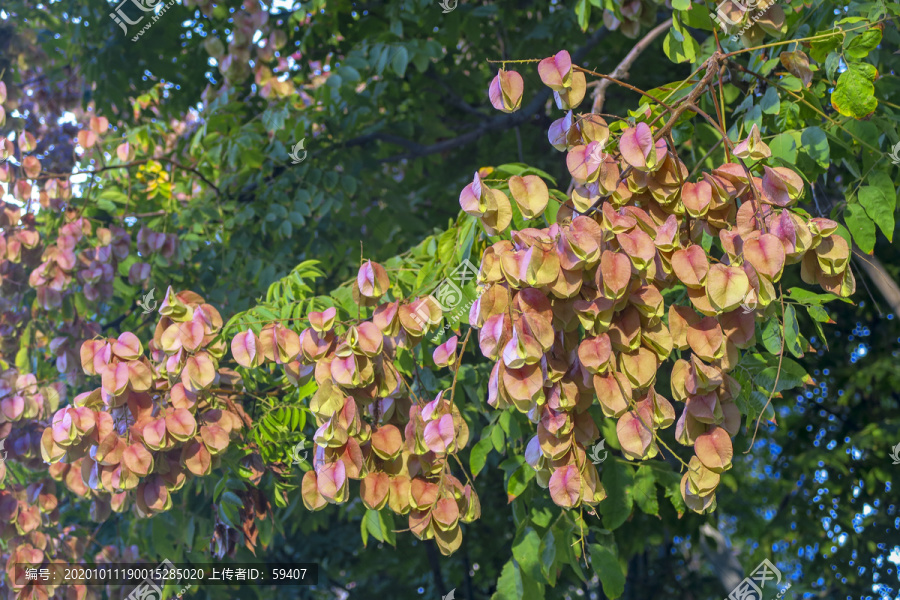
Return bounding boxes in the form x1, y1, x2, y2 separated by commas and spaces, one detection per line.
41, 288, 247, 520
232, 261, 480, 555
1, 88, 182, 384
475, 50, 854, 512
0, 368, 95, 600
0, 484, 92, 600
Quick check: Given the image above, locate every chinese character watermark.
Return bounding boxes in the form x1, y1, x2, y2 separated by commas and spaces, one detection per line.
438, 0, 458, 13
726, 558, 791, 600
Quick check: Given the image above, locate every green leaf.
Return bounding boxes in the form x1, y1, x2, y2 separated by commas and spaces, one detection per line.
800, 126, 830, 168
663, 17, 699, 64
824, 51, 841, 80
756, 357, 811, 392
589, 544, 626, 599
339, 65, 360, 83
680, 3, 712, 28
220, 490, 243, 509
513, 527, 543, 582
632, 465, 659, 516
508, 464, 535, 500
769, 132, 799, 164
219, 492, 243, 530
781, 75, 806, 92
575, 0, 591, 31
844, 202, 876, 254
360, 512, 369, 547
732, 367, 753, 419
810, 30, 842, 62
261, 105, 289, 132
14, 346, 29, 372
869, 171, 897, 210
364, 509, 384, 542
599, 460, 634, 530
491, 423, 506, 452
845, 26, 883, 59
831, 62, 878, 119
96, 198, 117, 212
759, 87, 780, 114
380, 510, 397, 546
97, 189, 130, 205
470, 437, 493, 477
539, 528, 558, 585
784, 287, 852, 305
783, 304, 803, 358
184, 516, 196, 552
493, 560, 524, 600
391, 46, 409, 77
806, 304, 832, 323
858, 186, 895, 241
761, 317, 783, 355
664, 479, 687, 515
521, 574, 545, 600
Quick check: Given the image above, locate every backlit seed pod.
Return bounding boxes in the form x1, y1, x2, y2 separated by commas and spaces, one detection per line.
488, 69, 524, 113
357, 260, 390, 298
732, 124, 771, 160
537, 50, 574, 92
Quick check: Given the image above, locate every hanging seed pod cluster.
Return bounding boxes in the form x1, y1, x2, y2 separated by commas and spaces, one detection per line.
42, 288, 247, 518
232, 261, 480, 556
474, 50, 853, 512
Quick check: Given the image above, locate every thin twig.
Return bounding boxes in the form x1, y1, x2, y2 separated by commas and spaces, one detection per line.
746, 288, 785, 452
448, 327, 473, 407
591, 18, 673, 113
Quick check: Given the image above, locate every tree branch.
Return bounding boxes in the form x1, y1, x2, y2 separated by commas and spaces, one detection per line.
653, 51, 726, 143
590, 18, 673, 113
425, 540, 447, 592
372, 25, 610, 163
698, 523, 745, 595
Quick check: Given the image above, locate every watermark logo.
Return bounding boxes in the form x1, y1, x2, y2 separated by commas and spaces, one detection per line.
588, 140, 608, 164
0, 438, 7, 463
888, 141, 900, 166
110, 0, 158, 34
711, 0, 770, 41
125, 558, 176, 600
441, 589, 456, 600
137, 288, 157, 314
726, 558, 791, 600
588, 440, 608, 464
890, 442, 900, 465
438, 0, 458, 12
412, 260, 482, 340
110, 0, 178, 41
289, 139, 308, 164
291, 442, 308, 465
740, 296, 758, 314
